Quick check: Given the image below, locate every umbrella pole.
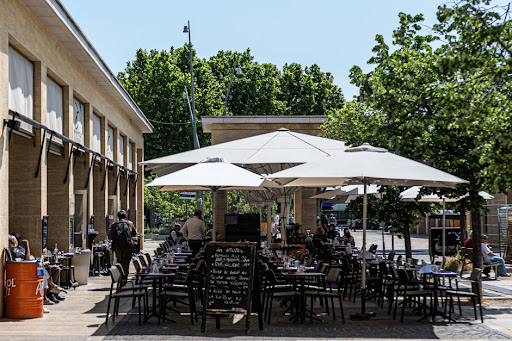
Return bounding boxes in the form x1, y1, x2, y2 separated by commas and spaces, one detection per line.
351, 180, 375, 320
382, 225, 386, 256
266, 203, 272, 246
361, 182, 367, 314
212, 189, 217, 242
442, 198, 446, 266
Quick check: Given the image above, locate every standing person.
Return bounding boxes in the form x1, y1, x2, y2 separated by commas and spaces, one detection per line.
181, 209, 205, 257
481, 234, 510, 277
351, 219, 357, 232
109, 210, 136, 278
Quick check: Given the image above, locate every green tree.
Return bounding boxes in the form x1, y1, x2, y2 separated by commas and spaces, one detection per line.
322, 0, 512, 267
347, 187, 437, 258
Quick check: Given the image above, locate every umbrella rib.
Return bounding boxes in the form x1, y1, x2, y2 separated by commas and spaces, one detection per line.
288, 131, 333, 157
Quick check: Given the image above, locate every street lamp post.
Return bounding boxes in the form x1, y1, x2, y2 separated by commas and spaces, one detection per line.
183, 21, 200, 150
223, 60, 242, 116
183, 21, 203, 214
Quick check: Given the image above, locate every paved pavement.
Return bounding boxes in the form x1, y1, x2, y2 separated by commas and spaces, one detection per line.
0, 234, 511, 341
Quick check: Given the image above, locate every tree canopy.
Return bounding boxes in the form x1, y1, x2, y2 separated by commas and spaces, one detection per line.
321, 0, 511, 264
119, 46, 345, 160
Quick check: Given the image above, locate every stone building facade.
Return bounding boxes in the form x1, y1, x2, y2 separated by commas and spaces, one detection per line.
0, 0, 152, 315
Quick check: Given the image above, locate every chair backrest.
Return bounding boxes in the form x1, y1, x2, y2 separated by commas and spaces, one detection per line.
4, 248, 14, 262
388, 264, 398, 280
144, 253, 152, 266
132, 258, 142, 272
369, 244, 378, 254
397, 268, 410, 284
109, 266, 122, 284
305, 256, 314, 267
138, 254, 147, 267
469, 268, 482, 281
319, 263, 329, 274
115, 263, 126, 278
326, 267, 340, 283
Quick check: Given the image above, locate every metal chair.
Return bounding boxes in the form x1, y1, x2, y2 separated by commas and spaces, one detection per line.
105, 266, 148, 325
445, 268, 484, 323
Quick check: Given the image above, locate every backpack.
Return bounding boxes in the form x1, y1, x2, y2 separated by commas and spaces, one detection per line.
113, 220, 133, 248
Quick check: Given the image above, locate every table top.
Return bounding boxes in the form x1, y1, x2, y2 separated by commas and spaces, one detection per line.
283, 272, 325, 277
134, 271, 176, 277
277, 266, 315, 271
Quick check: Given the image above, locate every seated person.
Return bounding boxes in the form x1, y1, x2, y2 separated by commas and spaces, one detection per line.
340, 228, 355, 246
170, 223, 182, 244
326, 224, 339, 240
464, 231, 473, 248
12, 232, 35, 260
313, 225, 327, 242
481, 234, 510, 277
205, 223, 213, 237
8, 234, 65, 307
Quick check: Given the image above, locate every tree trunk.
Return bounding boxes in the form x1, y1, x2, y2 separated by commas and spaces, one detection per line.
404, 227, 412, 259
472, 210, 483, 270
150, 207, 155, 229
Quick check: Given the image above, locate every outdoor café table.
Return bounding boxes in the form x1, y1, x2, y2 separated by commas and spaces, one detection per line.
270, 244, 303, 261
277, 266, 315, 272
134, 271, 176, 322
420, 270, 457, 321
283, 272, 326, 323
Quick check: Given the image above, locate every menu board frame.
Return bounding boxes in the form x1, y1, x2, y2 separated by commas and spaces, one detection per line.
201, 242, 256, 334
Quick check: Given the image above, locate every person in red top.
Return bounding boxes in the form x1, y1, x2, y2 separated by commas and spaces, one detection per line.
464, 231, 473, 248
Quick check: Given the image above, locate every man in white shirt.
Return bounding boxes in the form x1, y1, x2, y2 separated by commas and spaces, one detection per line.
481, 234, 510, 277
170, 223, 181, 244
181, 209, 205, 257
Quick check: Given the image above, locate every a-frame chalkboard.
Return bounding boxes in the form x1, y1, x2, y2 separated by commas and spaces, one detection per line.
201, 242, 257, 334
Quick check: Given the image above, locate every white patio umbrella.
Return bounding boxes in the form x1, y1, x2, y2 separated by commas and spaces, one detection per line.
267, 143, 469, 318
146, 157, 279, 241
400, 186, 493, 264
142, 128, 348, 244
310, 185, 381, 199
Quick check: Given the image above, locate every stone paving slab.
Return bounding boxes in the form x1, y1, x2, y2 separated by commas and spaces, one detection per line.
100, 295, 512, 341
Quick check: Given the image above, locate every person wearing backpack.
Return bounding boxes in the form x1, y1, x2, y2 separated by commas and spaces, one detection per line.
109, 210, 136, 277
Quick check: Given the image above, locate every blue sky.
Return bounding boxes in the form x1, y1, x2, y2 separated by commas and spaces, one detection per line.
60, 0, 445, 100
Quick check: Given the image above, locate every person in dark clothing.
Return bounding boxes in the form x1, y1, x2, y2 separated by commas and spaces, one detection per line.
109, 210, 136, 278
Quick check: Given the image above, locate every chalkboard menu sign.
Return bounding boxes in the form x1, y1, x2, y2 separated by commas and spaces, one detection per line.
42, 216, 48, 250
202, 242, 256, 333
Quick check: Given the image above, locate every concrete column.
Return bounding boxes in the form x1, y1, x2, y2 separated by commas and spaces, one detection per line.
214, 190, 227, 240
0, 27, 9, 317
120, 135, 128, 211
294, 187, 317, 231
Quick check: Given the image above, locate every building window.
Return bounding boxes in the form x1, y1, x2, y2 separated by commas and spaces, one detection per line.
8, 46, 33, 132
128, 142, 134, 170
47, 77, 63, 137
107, 126, 114, 160
119, 135, 125, 167
73, 98, 84, 144
92, 114, 101, 153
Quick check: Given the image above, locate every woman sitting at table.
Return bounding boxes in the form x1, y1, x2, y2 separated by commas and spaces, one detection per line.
340, 228, 355, 246
313, 225, 327, 242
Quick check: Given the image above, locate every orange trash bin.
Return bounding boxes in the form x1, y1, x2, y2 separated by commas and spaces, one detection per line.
5, 261, 44, 319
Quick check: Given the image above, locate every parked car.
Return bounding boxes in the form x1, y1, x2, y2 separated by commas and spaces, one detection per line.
355, 219, 380, 230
